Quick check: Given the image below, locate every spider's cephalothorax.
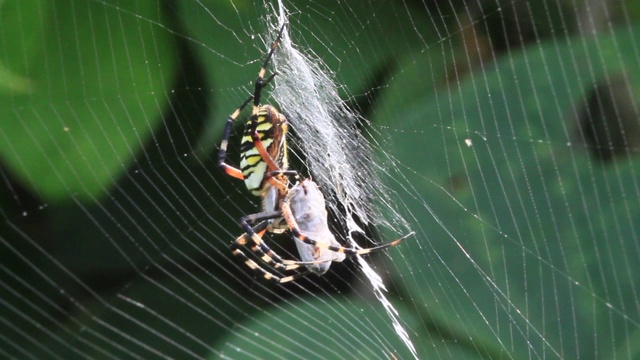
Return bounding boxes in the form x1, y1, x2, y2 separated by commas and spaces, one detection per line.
239, 105, 289, 196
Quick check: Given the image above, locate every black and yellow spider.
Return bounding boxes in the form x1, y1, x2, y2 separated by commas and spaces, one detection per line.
217, 23, 294, 211
217, 23, 299, 272
218, 24, 413, 283
230, 178, 414, 283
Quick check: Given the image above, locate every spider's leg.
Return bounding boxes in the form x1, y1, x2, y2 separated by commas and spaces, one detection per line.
251, 133, 298, 192
218, 73, 277, 179
232, 211, 317, 271
218, 95, 253, 179
230, 211, 315, 283
253, 23, 287, 111
232, 245, 311, 284
266, 170, 298, 178
281, 201, 414, 255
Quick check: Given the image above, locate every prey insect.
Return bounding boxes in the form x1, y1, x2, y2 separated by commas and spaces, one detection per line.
230, 178, 414, 283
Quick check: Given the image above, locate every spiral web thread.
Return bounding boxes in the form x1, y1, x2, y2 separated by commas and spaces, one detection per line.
261, 2, 418, 358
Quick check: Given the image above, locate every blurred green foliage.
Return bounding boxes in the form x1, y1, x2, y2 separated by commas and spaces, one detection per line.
1, 0, 640, 359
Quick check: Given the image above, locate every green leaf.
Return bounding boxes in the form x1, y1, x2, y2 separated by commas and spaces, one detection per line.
176, 0, 441, 155
375, 24, 640, 358
25, 270, 274, 359
213, 294, 484, 359
0, 0, 177, 201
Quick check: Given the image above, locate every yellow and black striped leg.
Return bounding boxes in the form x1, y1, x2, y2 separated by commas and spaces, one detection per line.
252, 23, 287, 111
230, 210, 321, 283
230, 245, 310, 283
236, 211, 289, 267
281, 201, 415, 255
217, 74, 277, 179
237, 211, 326, 269
218, 95, 254, 179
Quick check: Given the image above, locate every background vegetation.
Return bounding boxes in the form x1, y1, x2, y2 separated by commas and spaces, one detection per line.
1, 0, 640, 358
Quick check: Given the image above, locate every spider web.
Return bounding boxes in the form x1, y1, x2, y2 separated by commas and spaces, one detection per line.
266, 1, 416, 356
2, 0, 640, 359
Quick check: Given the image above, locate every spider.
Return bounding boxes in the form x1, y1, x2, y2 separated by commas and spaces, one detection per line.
217, 22, 295, 213
217, 23, 301, 271
230, 178, 415, 283
218, 24, 413, 283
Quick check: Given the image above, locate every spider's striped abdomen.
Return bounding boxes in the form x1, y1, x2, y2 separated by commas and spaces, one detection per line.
240, 105, 288, 196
